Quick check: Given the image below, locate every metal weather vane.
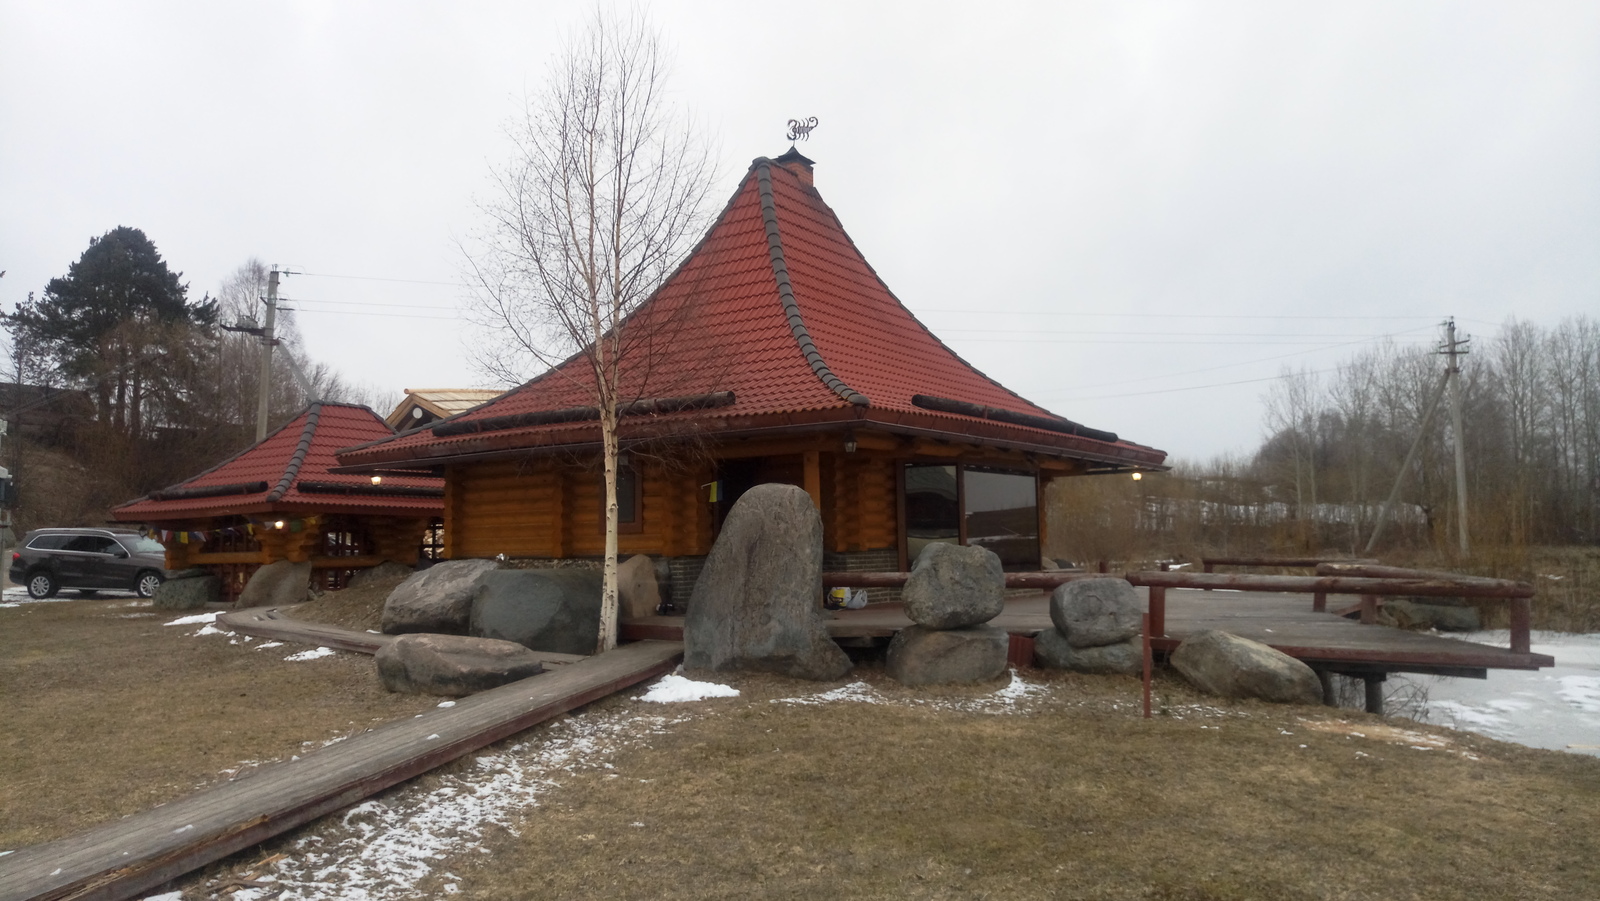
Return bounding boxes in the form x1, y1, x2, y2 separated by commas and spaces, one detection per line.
786, 117, 819, 142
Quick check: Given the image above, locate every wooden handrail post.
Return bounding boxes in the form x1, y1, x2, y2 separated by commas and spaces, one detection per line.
1148, 586, 1166, 638
1360, 594, 1378, 625
1142, 612, 1153, 720
1203, 560, 1214, 590
1312, 591, 1327, 613
1510, 598, 1532, 655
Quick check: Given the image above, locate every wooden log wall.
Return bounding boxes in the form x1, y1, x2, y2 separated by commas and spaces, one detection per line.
445, 457, 716, 560
824, 452, 896, 553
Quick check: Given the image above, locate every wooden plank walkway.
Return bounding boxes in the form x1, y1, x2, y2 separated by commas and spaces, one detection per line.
621, 588, 1554, 675
0, 640, 682, 901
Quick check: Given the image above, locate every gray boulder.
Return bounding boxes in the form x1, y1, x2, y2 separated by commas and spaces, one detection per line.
469, 569, 603, 656
1033, 628, 1142, 674
618, 554, 661, 619
900, 542, 1006, 630
886, 624, 1010, 686
381, 558, 499, 635
1170, 630, 1322, 705
1050, 578, 1143, 648
237, 560, 313, 608
1385, 598, 1481, 633
152, 573, 221, 610
683, 483, 851, 681
376, 633, 545, 696
348, 560, 413, 590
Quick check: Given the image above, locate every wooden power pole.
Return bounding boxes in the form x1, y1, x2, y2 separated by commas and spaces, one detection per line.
1444, 318, 1471, 555
256, 267, 280, 442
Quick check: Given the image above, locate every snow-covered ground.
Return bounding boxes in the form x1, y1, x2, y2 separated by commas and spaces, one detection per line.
1, 586, 140, 606
1393, 630, 1600, 757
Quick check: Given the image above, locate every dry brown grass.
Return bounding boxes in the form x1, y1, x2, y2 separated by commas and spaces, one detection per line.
292, 575, 409, 632
364, 668, 1600, 901
0, 595, 437, 850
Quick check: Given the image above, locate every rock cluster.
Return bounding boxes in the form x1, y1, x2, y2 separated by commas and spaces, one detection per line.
1032, 578, 1143, 675
381, 558, 500, 634
376, 633, 545, 697
1169, 630, 1322, 705
153, 568, 220, 610
238, 560, 313, 609
887, 543, 1009, 686
684, 484, 851, 681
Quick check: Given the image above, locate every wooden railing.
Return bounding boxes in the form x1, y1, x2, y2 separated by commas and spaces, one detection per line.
821, 565, 1537, 656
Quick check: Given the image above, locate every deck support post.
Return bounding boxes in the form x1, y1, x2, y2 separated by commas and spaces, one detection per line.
1312, 591, 1327, 613
1364, 673, 1386, 715
1147, 586, 1166, 638
1316, 669, 1336, 707
1359, 594, 1379, 625
1510, 598, 1532, 655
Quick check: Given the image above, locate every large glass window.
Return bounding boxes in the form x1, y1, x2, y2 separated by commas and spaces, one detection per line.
903, 463, 1040, 570
904, 464, 960, 562
962, 467, 1040, 570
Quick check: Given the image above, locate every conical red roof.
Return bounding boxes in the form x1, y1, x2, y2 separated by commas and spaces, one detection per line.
114, 402, 443, 522
336, 155, 1165, 470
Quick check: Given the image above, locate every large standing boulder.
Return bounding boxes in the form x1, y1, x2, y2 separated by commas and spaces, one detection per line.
1170, 630, 1322, 705
237, 560, 313, 608
152, 572, 221, 610
683, 483, 851, 681
375, 633, 545, 696
886, 624, 1009, 685
347, 560, 413, 590
1050, 578, 1143, 648
469, 569, 603, 656
381, 558, 499, 635
617, 554, 662, 620
1033, 628, 1142, 675
900, 543, 1006, 630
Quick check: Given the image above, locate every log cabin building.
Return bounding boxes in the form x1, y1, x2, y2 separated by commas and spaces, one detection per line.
332, 149, 1168, 602
114, 402, 444, 600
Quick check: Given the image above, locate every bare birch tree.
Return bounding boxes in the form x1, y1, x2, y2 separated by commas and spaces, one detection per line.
466, 8, 716, 652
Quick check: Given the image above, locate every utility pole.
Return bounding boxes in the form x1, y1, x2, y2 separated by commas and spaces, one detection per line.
256, 266, 280, 442
1444, 318, 1471, 556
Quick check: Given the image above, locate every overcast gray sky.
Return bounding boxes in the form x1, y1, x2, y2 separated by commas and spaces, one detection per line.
3, 1, 1597, 461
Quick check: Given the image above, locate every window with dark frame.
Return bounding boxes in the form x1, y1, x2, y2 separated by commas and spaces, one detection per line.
902, 462, 1040, 571
612, 462, 643, 534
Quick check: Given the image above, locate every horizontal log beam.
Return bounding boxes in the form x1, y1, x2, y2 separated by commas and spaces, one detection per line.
822, 571, 1111, 590
1315, 563, 1521, 586
1203, 557, 1378, 568
1126, 571, 1534, 599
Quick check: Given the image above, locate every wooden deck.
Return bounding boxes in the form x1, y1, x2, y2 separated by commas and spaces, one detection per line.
622, 588, 1554, 677
0, 640, 683, 901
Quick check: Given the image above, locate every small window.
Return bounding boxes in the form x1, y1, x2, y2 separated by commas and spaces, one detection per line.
607, 462, 644, 534
28, 534, 71, 551
65, 535, 118, 554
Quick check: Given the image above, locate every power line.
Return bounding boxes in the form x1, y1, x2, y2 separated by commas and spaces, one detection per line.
297, 271, 470, 288
1054, 367, 1342, 401
916, 309, 1439, 321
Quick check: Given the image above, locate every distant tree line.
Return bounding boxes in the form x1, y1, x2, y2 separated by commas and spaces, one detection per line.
1049, 317, 1600, 566
3, 227, 395, 527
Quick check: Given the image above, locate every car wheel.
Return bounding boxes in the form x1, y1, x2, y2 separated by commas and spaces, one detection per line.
27, 571, 58, 599
136, 570, 164, 599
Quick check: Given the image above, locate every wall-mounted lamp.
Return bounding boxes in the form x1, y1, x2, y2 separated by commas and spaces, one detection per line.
370, 475, 383, 485
273, 520, 286, 529
1131, 472, 1143, 481
617, 452, 631, 468
843, 435, 857, 454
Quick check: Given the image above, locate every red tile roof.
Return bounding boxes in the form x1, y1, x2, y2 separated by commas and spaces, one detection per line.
337, 154, 1166, 470
113, 403, 443, 523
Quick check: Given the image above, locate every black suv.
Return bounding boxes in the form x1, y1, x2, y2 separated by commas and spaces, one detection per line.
9, 528, 168, 599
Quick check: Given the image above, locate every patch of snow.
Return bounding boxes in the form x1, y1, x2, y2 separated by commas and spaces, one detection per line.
992, 669, 1045, 704
437, 701, 456, 708
773, 681, 885, 706
1557, 676, 1600, 713
193, 624, 224, 636
637, 674, 739, 703
225, 708, 690, 901
257, 641, 285, 649
164, 612, 218, 626
139, 893, 183, 901
284, 647, 335, 662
